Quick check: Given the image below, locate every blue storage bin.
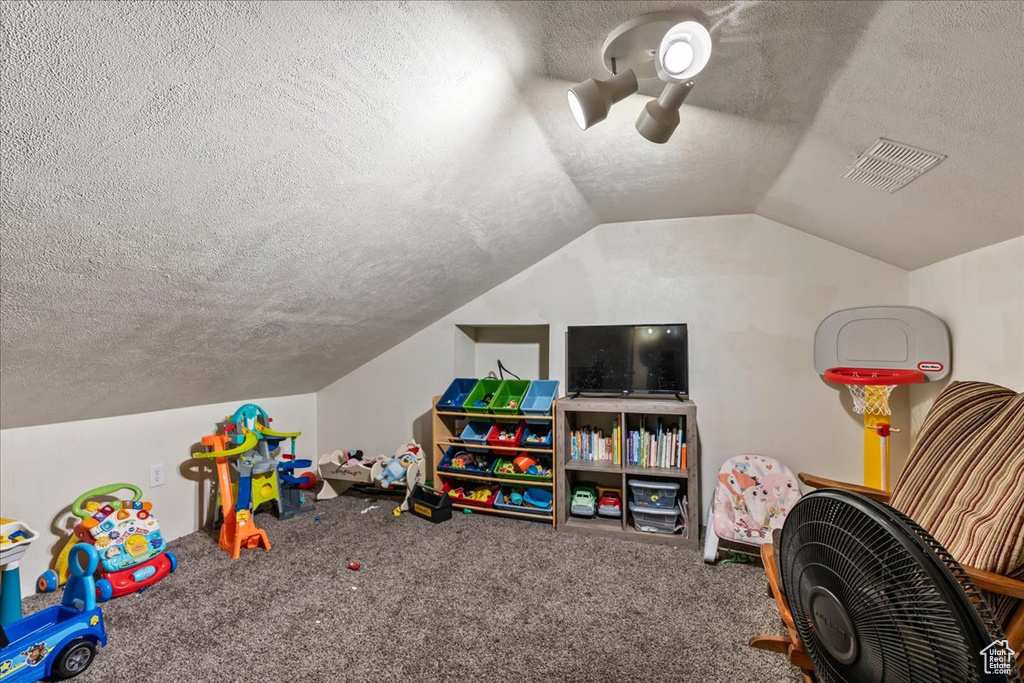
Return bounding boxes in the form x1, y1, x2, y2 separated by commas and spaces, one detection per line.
438, 446, 494, 475
459, 420, 493, 444
521, 423, 552, 448
521, 380, 559, 417
436, 378, 479, 412
494, 485, 553, 516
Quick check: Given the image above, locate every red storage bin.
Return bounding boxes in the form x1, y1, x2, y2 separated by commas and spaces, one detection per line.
486, 421, 524, 452
441, 480, 498, 509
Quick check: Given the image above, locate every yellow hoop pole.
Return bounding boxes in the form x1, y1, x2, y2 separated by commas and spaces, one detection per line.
862, 386, 890, 490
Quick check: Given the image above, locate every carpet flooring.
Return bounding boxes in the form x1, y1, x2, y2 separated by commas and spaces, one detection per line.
21, 494, 800, 682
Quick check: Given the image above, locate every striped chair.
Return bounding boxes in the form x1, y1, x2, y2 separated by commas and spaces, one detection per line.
750, 381, 1024, 679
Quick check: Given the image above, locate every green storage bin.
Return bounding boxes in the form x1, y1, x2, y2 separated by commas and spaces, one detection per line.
462, 378, 503, 414
489, 380, 531, 416
492, 454, 553, 482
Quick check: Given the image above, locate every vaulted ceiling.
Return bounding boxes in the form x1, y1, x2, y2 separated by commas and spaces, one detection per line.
1, 1, 1022, 427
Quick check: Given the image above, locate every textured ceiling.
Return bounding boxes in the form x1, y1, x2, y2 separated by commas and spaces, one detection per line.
1, 1, 1022, 427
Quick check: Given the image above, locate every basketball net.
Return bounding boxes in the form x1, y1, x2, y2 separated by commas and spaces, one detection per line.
846, 384, 895, 416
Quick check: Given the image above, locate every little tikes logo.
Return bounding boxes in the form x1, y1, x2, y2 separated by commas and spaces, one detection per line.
918, 361, 943, 372
980, 640, 1016, 675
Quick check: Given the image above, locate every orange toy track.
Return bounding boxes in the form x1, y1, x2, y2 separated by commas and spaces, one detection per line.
198, 432, 271, 560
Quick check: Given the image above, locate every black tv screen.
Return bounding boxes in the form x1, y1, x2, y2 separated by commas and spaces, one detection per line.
567, 324, 688, 395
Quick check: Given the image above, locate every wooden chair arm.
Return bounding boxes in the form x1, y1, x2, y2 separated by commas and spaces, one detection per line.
799, 473, 892, 503
963, 566, 1024, 600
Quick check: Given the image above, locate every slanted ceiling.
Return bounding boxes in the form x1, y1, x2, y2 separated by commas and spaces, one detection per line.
1, 1, 1021, 428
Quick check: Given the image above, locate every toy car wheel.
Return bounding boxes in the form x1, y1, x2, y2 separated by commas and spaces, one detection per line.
37, 569, 59, 593
96, 578, 113, 602
166, 551, 178, 573
52, 639, 95, 679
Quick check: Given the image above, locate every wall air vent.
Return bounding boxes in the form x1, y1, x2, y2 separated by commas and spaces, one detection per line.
841, 138, 946, 193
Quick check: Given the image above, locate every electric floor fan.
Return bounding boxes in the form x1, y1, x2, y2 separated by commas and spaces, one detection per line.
778, 489, 1021, 683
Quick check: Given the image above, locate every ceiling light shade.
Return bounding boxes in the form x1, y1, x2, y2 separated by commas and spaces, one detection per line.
656, 21, 712, 82
566, 69, 638, 130
635, 81, 694, 144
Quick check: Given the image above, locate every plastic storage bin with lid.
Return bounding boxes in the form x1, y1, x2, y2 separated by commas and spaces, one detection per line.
630, 502, 685, 535
628, 479, 680, 509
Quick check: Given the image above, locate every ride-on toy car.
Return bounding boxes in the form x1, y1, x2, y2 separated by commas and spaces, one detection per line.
0, 544, 106, 682
570, 485, 597, 517
597, 490, 622, 518
37, 483, 177, 601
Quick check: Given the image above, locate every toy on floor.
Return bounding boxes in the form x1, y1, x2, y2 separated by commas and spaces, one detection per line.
318, 442, 424, 514
570, 485, 597, 517
194, 403, 310, 560
1, 543, 106, 682
702, 454, 801, 564
36, 484, 177, 601
1, 519, 40, 628
316, 450, 377, 501
597, 490, 622, 518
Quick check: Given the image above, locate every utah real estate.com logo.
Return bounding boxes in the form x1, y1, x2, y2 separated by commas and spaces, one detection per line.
980, 639, 1016, 675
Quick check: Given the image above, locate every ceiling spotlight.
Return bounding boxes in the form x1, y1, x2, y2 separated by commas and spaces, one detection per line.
635, 81, 694, 144
570, 11, 712, 143
656, 21, 712, 82
566, 69, 639, 131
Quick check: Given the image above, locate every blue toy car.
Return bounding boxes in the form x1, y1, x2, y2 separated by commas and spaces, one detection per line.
0, 544, 106, 682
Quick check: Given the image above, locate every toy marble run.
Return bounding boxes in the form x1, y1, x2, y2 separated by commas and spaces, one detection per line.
194, 404, 315, 560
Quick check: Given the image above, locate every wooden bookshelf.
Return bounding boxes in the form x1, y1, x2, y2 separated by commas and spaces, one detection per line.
431, 394, 557, 526
555, 396, 700, 548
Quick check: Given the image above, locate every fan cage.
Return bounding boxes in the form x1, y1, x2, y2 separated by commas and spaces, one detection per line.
779, 490, 1018, 683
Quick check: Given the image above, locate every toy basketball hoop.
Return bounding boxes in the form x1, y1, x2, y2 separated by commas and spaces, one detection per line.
823, 367, 926, 416
815, 306, 950, 490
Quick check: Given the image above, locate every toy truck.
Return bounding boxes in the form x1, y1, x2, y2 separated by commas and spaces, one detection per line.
0, 544, 106, 682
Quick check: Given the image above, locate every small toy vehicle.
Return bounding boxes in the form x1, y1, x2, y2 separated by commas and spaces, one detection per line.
1, 544, 106, 682
597, 491, 622, 518
570, 486, 597, 517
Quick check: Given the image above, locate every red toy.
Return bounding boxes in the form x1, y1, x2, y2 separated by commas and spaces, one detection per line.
37, 483, 177, 601
597, 490, 622, 518
347, 561, 361, 571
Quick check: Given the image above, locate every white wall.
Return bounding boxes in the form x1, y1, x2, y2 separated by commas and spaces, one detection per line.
317, 214, 910, 511
0, 393, 316, 597
908, 235, 1024, 436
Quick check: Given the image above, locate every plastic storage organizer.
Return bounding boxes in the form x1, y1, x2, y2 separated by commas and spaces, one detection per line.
630, 502, 686, 535
628, 479, 680, 509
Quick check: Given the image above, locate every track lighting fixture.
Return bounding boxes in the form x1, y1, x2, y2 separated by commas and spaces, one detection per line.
567, 70, 639, 130
567, 11, 712, 144
635, 81, 694, 144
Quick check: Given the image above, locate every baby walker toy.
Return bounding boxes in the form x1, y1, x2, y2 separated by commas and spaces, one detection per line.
36, 484, 177, 601
1, 544, 106, 682
814, 306, 950, 490
194, 403, 313, 560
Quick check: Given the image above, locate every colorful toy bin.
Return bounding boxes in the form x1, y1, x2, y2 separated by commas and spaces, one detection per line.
520, 380, 559, 419
490, 380, 531, 417
436, 378, 479, 412
462, 378, 503, 414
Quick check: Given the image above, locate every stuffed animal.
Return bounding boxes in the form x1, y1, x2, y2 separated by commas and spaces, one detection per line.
374, 442, 423, 489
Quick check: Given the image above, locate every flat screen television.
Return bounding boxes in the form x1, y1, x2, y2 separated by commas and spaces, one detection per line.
567, 324, 688, 396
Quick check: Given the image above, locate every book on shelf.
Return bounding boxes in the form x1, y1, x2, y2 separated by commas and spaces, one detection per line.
569, 418, 621, 465
625, 417, 686, 470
